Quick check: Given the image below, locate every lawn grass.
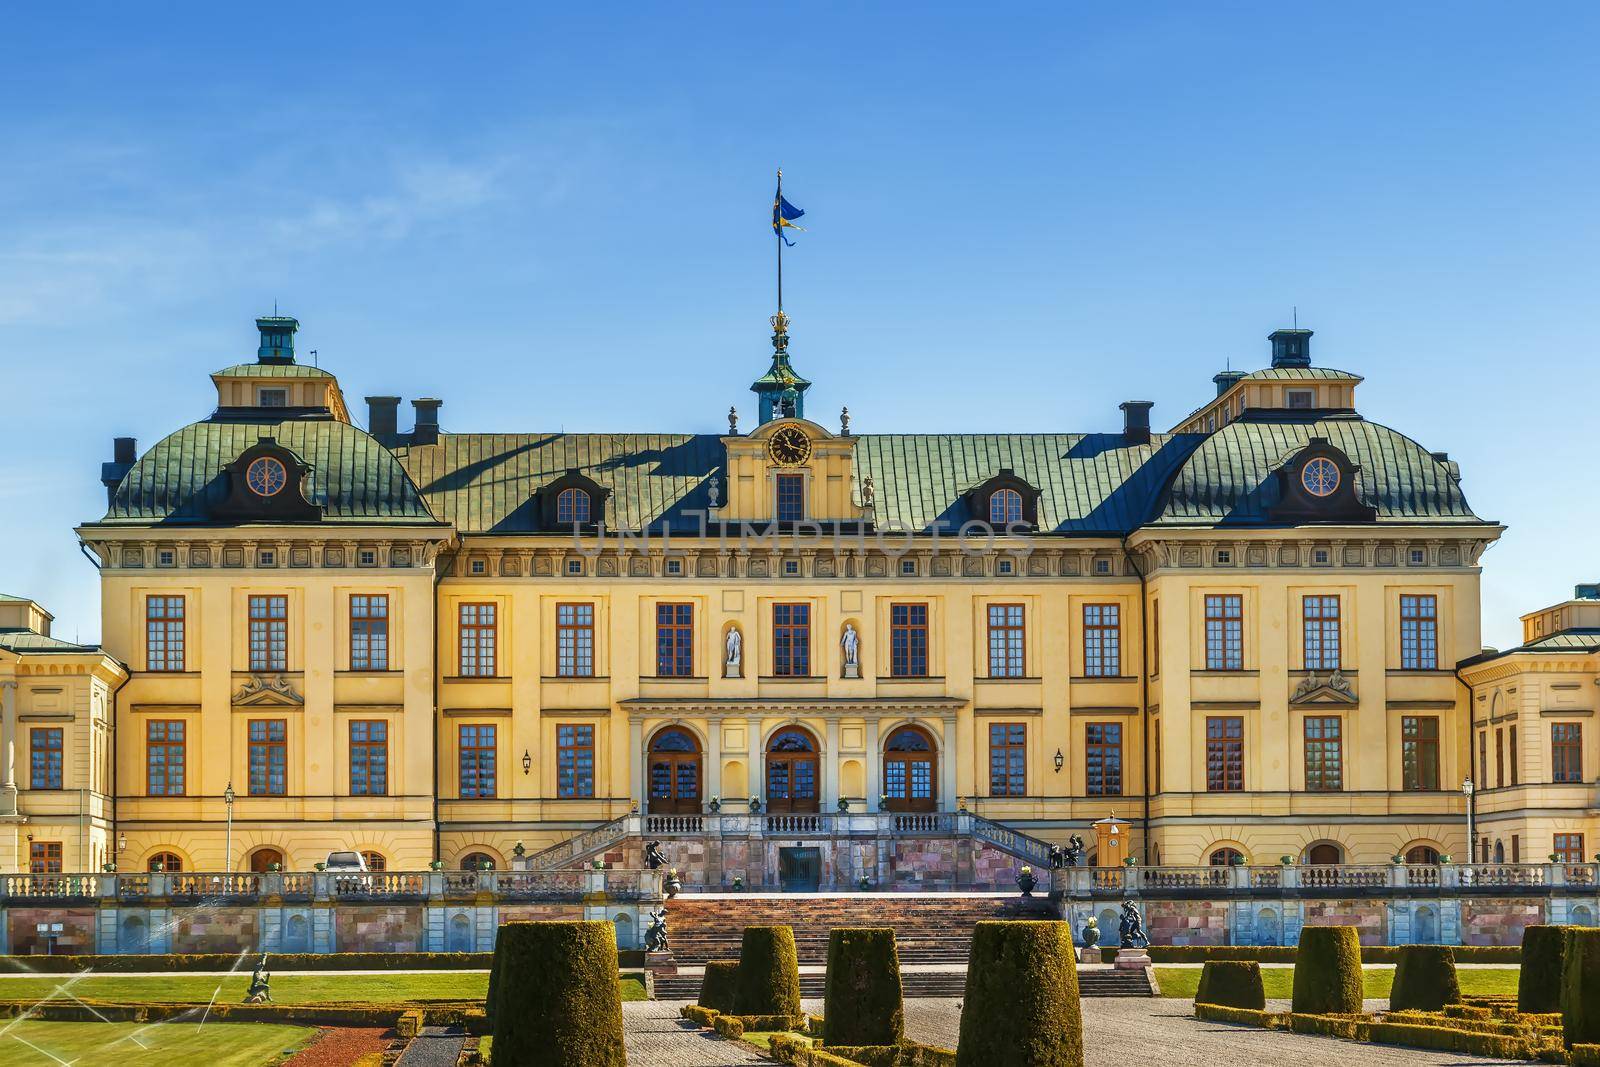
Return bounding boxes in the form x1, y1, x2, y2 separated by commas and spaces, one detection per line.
0, 1020, 314, 1066
0, 972, 647, 1005
1154, 965, 1520, 1000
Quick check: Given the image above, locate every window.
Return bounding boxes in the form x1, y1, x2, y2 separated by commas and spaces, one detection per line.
1478, 731, 1487, 790
29, 841, 62, 874
1406, 845, 1440, 865
566, 559, 583, 575
258, 549, 276, 567
1554, 833, 1586, 864
988, 723, 1027, 796
1302, 595, 1340, 670
1206, 717, 1244, 792
900, 559, 917, 576
1209, 848, 1244, 867
29, 728, 62, 790
1400, 595, 1438, 669
1095, 558, 1111, 575
987, 604, 1025, 677
666, 558, 682, 575
557, 603, 595, 677
655, 603, 694, 677
989, 488, 1022, 526
158, 549, 175, 566
889, 603, 929, 678
1286, 389, 1313, 409
1215, 549, 1232, 565
459, 603, 497, 676
350, 594, 389, 671
146, 596, 185, 672
784, 559, 800, 575
1150, 600, 1160, 676
1496, 729, 1505, 787
775, 474, 805, 521
1303, 716, 1343, 791
557, 724, 595, 798
470, 559, 486, 575
997, 559, 1013, 575
772, 603, 811, 676
146, 852, 182, 873
349, 720, 388, 796
1510, 725, 1518, 785
1553, 723, 1583, 784
247, 595, 288, 671
460, 852, 496, 871
1313, 548, 1330, 565
361, 851, 387, 872
1083, 604, 1120, 677
248, 720, 287, 796
459, 724, 497, 798
556, 487, 592, 524
258, 387, 288, 407
1402, 716, 1441, 791
1085, 722, 1123, 796
1410, 548, 1426, 565
358, 548, 377, 566
146, 720, 185, 796
1204, 594, 1243, 670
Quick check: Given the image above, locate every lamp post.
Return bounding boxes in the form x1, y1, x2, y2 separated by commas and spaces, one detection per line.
223, 780, 236, 872
1461, 777, 1475, 865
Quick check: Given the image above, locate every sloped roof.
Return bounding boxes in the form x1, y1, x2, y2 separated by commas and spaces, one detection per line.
1458, 629, 1600, 668
212, 363, 337, 379
1242, 367, 1363, 382
1152, 416, 1480, 526
92, 420, 440, 526
0, 629, 101, 654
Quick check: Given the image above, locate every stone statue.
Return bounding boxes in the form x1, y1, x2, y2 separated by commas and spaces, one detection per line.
1118, 900, 1149, 949
243, 954, 272, 1003
840, 622, 860, 678
725, 627, 742, 675
840, 406, 851, 435
643, 841, 666, 870
1063, 834, 1086, 869
728, 407, 739, 435
707, 475, 720, 509
663, 868, 683, 899
861, 474, 875, 509
644, 907, 669, 953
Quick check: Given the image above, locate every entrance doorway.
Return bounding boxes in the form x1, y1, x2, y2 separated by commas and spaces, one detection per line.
883, 725, 937, 812
766, 728, 821, 813
248, 848, 284, 873
647, 727, 702, 814
778, 847, 822, 892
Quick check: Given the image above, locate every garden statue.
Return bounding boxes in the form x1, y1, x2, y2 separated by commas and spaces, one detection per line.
644, 907, 669, 953
1118, 900, 1149, 949
643, 840, 667, 870
1064, 834, 1085, 868
1016, 865, 1038, 897
1080, 915, 1100, 949
840, 622, 860, 678
724, 627, 742, 676
663, 868, 683, 898
243, 954, 272, 1003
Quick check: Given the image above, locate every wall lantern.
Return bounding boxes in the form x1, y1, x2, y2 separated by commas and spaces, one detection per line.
1053, 748, 1065, 773
521, 749, 533, 775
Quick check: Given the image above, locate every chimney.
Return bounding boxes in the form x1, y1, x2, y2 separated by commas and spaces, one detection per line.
1269, 328, 1313, 368
101, 437, 137, 504
366, 396, 401, 439
1120, 401, 1153, 446
411, 398, 442, 446
1576, 583, 1600, 601
1213, 370, 1247, 397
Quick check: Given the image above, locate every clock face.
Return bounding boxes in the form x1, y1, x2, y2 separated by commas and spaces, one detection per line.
767, 426, 812, 467
1301, 457, 1340, 498
246, 456, 289, 498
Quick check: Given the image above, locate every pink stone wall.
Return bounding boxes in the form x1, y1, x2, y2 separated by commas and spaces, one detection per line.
1461, 900, 1545, 946
1143, 899, 1229, 946
171, 907, 260, 953
7, 908, 96, 955
498, 904, 584, 923
1302, 900, 1387, 945
332, 905, 423, 952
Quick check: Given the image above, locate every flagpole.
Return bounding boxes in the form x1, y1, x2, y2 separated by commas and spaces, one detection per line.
776, 167, 784, 313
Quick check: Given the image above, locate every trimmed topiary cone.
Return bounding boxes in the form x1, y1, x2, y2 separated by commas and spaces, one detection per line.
698, 959, 741, 1013
489, 920, 625, 1067
1389, 945, 1460, 1011
485, 920, 528, 1022
957, 920, 1083, 1067
736, 925, 802, 1017
1196, 960, 1266, 1010
1519, 924, 1570, 1014
823, 927, 905, 1046
1563, 928, 1600, 1049
1291, 925, 1363, 1015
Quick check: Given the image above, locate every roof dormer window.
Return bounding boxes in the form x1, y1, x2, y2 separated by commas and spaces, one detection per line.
557, 487, 592, 525
989, 488, 1023, 526
1287, 389, 1314, 409
258, 387, 288, 408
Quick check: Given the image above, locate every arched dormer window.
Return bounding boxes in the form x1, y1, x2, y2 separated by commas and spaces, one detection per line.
989, 488, 1023, 525
964, 468, 1042, 530
557, 487, 592, 525
1268, 438, 1377, 523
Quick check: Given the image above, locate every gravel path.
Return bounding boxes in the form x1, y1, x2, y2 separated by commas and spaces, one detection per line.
395, 1025, 466, 1066
624, 1001, 767, 1066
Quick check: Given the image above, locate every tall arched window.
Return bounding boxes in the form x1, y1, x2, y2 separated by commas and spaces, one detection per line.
883, 726, 937, 813
557, 488, 592, 524
460, 852, 496, 871
1405, 845, 1440, 865
647, 727, 702, 815
1304, 842, 1342, 865
146, 851, 183, 873
766, 728, 820, 814
361, 851, 387, 871
248, 847, 284, 873
1208, 847, 1245, 867
989, 488, 1023, 526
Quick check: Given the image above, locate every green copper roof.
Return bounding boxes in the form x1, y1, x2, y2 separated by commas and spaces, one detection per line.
1459, 629, 1600, 667
0, 630, 101, 654
212, 363, 336, 379
1152, 416, 1480, 526
94, 420, 439, 526
1242, 367, 1363, 382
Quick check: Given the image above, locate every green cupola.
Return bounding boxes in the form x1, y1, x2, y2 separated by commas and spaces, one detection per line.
751, 311, 811, 423
256, 315, 299, 364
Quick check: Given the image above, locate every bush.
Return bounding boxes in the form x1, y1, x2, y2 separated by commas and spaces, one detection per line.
713, 1014, 745, 1039
823, 928, 905, 1047
1291, 926, 1362, 1015
1389, 945, 1460, 1012
1192, 1002, 1284, 1028
1573, 1045, 1600, 1067
737, 926, 802, 1018
957, 920, 1082, 1067
1519, 925, 1569, 1014
680, 1004, 718, 1027
1140, 945, 1519, 965
0, 951, 496, 974
1195, 961, 1265, 1010
1564, 929, 1600, 1049
698, 960, 741, 1014
1364, 1019, 1552, 1060
489, 920, 625, 1067
1288, 1013, 1364, 1040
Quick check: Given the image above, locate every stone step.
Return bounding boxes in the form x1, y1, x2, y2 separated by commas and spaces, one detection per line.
652, 967, 1154, 1000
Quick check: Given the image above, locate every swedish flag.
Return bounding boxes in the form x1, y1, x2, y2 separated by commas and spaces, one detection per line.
773, 175, 805, 247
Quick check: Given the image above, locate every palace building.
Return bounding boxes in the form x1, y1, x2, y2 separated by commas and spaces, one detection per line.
35, 311, 1522, 883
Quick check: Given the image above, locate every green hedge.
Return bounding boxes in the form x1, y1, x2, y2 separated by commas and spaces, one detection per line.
0, 951, 494, 974
699, 960, 741, 1014
1518, 925, 1569, 1015
737, 926, 802, 1018
1565, 929, 1600, 1049
1192, 1002, 1285, 1028
1291, 926, 1362, 1015
767, 1034, 957, 1067
958, 921, 1082, 1067
1389, 946, 1460, 1012
489, 921, 624, 1067
1363, 1019, 1552, 1060
1195, 961, 1265, 1010
1142, 944, 1518, 964
680, 1004, 718, 1027
823, 928, 904, 1048
1572, 1045, 1600, 1067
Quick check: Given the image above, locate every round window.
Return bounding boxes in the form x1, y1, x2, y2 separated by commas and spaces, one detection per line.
246, 456, 289, 497
1300, 457, 1340, 498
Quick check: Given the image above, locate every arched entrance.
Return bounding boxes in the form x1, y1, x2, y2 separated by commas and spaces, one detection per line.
765, 727, 820, 814
1304, 842, 1342, 865
1405, 845, 1441, 865
248, 847, 284, 873
882, 725, 937, 812
647, 727, 702, 814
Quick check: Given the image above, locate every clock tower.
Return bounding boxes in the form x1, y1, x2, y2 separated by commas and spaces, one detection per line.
750, 311, 812, 424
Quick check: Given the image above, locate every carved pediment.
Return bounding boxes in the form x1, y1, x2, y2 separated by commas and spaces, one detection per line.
233, 674, 304, 706
1291, 670, 1357, 706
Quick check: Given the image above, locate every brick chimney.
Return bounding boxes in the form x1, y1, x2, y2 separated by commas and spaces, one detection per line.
1120, 401, 1153, 446
411, 399, 442, 446
366, 396, 400, 439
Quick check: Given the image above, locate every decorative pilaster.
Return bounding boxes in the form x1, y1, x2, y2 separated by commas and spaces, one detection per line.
0, 680, 16, 816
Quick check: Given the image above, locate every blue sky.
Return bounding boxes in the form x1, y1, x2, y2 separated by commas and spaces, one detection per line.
2, 3, 1595, 647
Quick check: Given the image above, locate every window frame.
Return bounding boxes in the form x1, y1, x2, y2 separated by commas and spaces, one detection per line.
556, 487, 592, 524
889, 602, 930, 678
458, 723, 498, 799
557, 723, 596, 799
986, 603, 1026, 678
772, 602, 812, 677
774, 473, 805, 522
654, 602, 694, 678
556, 602, 595, 678
146, 719, 186, 797
29, 727, 63, 790
1554, 832, 1586, 864
349, 594, 390, 672
1082, 603, 1121, 677
247, 718, 288, 797
1205, 716, 1244, 792
145, 595, 186, 672
29, 840, 63, 874
1085, 721, 1123, 797
458, 602, 498, 677
247, 594, 288, 672
1303, 715, 1343, 792
988, 488, 1023, 526
1302, 595, 1340, 671
1552, 722, 1583, 784
987, 722, 1027, 797
1402, 715, 1441, 791
1204, 594, 1244, 671
349, 719, 389, 797
1399, 594, 1439, 670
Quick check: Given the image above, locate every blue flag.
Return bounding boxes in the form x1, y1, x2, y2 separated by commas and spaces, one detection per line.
773, 183, 805, 247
